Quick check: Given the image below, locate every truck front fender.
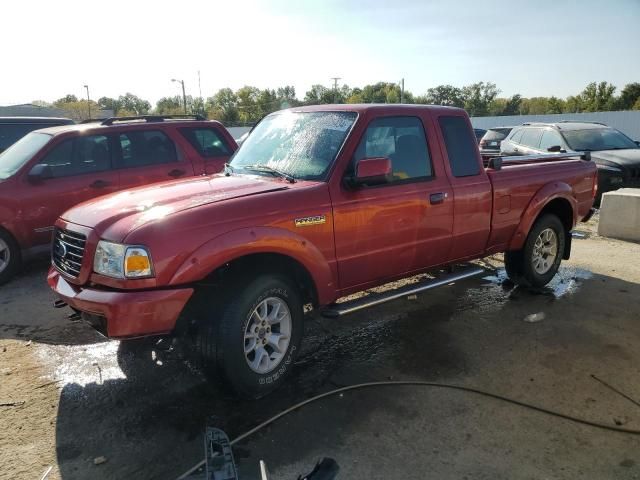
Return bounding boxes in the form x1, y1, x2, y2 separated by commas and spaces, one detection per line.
508, 182, 577, 251
168, 226, 337, 305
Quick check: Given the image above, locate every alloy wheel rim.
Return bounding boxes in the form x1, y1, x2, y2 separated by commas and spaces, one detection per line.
0, 238, 9, 273
244, 296, 292, 374
532, 228, 558, 275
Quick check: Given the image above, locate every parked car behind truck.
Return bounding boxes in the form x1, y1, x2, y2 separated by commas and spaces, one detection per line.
0, 115, 237, 284
0, 116, 74, 153
500, 121, 640, 202
48, 104, 597, 398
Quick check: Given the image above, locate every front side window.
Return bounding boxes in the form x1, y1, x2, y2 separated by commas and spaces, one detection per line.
562, 127, 638, 151
180, 128, 231, 157
118, 130, 177, 168
439, 116, 480, 177
0, 132, 52, 179
539, 130, 564, 151
520, 128, 543, 148
353, 116, 432, 181
42, 135, 111, 178
231, 111, 356, 180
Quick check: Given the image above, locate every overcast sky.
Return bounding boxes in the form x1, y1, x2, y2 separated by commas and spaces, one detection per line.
1, 0, 639, 106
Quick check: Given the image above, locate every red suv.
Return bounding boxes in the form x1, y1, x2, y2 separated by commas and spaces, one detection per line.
0, 115, 237, 284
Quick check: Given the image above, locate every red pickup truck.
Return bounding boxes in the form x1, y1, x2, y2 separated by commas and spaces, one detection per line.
0, 115, 237, 284
48, 105, 597, 397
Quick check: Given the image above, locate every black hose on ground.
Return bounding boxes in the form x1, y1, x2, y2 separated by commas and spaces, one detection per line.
177, 380, 640, 479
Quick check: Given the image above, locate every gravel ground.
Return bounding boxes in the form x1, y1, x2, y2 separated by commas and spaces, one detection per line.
1, 214, 640, 480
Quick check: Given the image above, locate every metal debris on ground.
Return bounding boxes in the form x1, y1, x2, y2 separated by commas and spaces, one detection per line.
524, 312, 545, 323
0, 401, 25, 407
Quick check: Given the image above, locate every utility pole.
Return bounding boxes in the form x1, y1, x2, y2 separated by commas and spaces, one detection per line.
172, 78, 188, 114
84, 84, 91, 118
400, 78, 405, 103
331, 77, 341, 103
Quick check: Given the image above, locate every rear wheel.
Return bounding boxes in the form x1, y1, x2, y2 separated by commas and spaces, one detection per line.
504, 214, 565, 288
0, 230, 21, 286
197, 274, 303, 398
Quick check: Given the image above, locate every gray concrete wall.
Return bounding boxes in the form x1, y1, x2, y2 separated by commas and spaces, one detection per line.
471, 110, 640, 141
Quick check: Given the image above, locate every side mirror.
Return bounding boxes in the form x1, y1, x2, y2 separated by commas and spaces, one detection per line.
487, 157, 502, 170
27, 164, 52, 183
635, 140, 640, 147
350, 157, 393, 187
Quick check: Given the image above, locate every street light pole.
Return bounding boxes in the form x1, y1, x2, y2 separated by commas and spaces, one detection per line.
172, 79, 188, 114
330, 77, 341, 103
84, 84, 91, 118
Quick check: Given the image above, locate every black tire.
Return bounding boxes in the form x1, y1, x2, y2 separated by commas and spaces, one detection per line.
0, 229, 21, 286
197, 274, 303, 399
504, 214, 565, 288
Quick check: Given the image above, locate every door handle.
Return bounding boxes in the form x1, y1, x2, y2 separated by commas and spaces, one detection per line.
90, 179, 110, 188
168, 168, 186, 178
430, 192, 447, 205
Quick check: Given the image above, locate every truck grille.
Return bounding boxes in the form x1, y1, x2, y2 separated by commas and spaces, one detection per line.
52, 228, 86, 278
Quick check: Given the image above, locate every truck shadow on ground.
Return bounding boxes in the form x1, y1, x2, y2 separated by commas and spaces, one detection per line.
0, 259, 107, 345
52, 266, 640, 479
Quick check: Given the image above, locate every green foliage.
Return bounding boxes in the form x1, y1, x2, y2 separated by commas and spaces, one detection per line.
118, 93, 151, 115
43, 80, 640, 125
423, 85, 464, 107
579, 81, 617, 112
54, 94, 78, 106
461, 82, 500, 116
618, 83, 640, 110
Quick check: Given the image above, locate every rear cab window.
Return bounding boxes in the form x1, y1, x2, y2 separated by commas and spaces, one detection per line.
353, 116, 432, 182
117, 130, 177, 168
438, 116, 480, 177
179, 127, 232, 157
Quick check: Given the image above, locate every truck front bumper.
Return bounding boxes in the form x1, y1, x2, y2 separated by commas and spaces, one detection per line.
48, 267, 194, 339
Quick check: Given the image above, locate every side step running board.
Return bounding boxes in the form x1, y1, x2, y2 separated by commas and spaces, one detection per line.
322, 266, 485, 318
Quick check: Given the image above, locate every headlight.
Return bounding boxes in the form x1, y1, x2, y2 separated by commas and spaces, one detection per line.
94, 240, 153, 279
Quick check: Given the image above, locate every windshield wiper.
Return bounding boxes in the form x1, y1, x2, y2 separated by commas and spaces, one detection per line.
241, 164, 296, 183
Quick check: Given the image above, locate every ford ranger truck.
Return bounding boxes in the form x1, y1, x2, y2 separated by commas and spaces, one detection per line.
48, 105, 597, 397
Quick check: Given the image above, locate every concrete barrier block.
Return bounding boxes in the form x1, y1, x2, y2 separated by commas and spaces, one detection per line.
598, 188, 640, 242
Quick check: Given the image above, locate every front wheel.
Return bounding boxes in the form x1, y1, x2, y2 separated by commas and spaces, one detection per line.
504, 214, 565, 288
197, 275, 304, 398
0, 230, 21, 286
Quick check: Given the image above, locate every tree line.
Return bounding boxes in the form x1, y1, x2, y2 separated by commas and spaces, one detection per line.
40, 81, 640, 124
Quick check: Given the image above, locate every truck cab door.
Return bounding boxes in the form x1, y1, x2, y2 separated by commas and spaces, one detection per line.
331, 115, 453, 291
436, 115, 492, 261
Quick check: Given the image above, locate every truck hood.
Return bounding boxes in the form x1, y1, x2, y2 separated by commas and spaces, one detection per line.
591, 148, 640, 167
61, 174, 290, 234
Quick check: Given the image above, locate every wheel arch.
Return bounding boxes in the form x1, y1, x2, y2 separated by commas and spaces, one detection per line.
508, 182, 576, 259
169, 226, 336, 306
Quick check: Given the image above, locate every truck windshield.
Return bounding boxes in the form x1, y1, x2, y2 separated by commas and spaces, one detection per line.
562, 128, 638, 151
230, 111, 357, 181
0, 132, 52, 179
